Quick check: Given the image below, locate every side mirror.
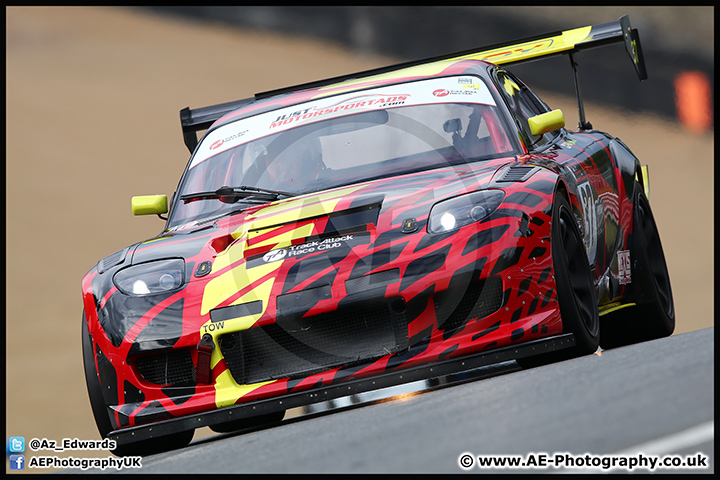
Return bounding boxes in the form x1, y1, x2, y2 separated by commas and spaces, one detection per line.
528, 109, 565, 136
131, 195, 168, 216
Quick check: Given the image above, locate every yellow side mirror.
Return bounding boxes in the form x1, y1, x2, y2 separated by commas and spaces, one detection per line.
131, 195, 168, 216
528, 109, 565, 136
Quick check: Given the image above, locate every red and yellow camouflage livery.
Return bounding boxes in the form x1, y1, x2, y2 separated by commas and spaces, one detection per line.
81, 15, 673, 455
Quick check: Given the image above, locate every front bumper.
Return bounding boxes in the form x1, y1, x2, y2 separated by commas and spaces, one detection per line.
109, 332, 575, 445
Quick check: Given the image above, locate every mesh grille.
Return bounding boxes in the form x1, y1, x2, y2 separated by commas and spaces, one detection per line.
135, 349, 196, 386
220, 299, 407, 385
434, 276, 504, 331
345, 268, 400, 295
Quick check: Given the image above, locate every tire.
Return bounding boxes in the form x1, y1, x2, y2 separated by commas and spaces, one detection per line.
600, 190, 674, 348
82, 311, 194, 456
517, 193, 599, 367
209, 410, 286, 434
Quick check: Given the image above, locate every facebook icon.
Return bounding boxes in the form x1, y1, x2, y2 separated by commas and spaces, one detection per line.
9, 454, 25, 470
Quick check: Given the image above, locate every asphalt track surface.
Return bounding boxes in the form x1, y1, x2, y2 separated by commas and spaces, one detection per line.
66, 327, 713, 474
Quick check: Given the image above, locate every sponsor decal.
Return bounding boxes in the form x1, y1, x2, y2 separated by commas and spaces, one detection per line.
286, 234, 355, 258
560, 139, 578, 149
191, 75, 497, 169
618, 250, 631, 284
259, 233, 359, 264
263, 248, 288, 263
458, 78, 484, 90
434, 88, 481, 97
209, 130, 248, 150
269, 95, 409, 129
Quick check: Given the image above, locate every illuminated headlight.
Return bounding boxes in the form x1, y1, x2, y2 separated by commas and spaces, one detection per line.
113, 259, 185, 296
428, 190, 505, 234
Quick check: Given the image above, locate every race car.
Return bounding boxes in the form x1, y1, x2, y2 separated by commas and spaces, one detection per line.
82, 15, 674, 456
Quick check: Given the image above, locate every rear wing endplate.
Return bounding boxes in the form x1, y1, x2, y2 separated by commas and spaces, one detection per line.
180, 15, 646, 152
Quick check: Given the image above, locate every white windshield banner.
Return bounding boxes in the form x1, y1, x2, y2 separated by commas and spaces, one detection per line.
191, 75, 496, 169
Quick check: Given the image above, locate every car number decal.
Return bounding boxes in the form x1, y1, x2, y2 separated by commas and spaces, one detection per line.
578, 181, 598, 264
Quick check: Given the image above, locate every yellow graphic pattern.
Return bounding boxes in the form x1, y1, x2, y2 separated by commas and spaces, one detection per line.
201, 254, 281, 316
248, 223, 315, 250
313, 62, 462, 98
214, 370, 276, 408
249, 185, 365, 230
202, 277, 279, 408
465, 26, 592, 65
200, 187, 368, 407
503, 77, 520, 96
202, 189, 361, 316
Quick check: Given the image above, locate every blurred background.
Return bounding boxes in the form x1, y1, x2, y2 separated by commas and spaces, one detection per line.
6, 6, 713, 473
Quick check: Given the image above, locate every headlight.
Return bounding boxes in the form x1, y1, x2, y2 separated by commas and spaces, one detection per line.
428, 190, 505, 234
113, 259, 185, 296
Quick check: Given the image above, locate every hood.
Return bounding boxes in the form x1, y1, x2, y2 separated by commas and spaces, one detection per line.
131, 160, 511, 268
86, 158, 520, 349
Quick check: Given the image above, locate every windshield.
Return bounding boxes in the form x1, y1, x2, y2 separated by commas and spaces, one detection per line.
168, 75, 515, 229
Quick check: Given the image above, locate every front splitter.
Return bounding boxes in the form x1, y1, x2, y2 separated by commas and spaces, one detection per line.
109, 333, 575, 446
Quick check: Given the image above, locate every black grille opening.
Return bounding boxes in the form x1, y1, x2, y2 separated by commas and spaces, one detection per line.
220, 298, 408, 385
434, 276, 504, 332
135, 349, 196, 386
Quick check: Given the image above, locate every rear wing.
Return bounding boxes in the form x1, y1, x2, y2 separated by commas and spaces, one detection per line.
445, 14, 646, 79
179, 99, 254, 154
180, 14, 646, 152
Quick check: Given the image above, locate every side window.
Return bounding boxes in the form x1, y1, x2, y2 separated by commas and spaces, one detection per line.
494, 70, 553, 149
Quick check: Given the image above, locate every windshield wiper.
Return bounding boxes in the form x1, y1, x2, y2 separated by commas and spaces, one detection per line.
180, 185, 296, 203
